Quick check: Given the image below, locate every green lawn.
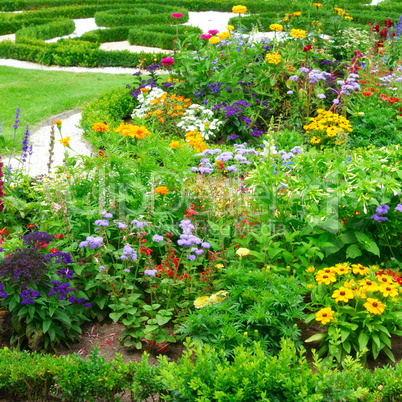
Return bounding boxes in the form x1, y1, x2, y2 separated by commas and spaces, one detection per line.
0, 66, 135, 148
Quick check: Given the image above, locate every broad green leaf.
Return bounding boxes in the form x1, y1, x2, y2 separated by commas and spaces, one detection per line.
305, 333, 327, 343
346, 244, 362, 259
358, 331, 369, 351
42, 318, 52, 334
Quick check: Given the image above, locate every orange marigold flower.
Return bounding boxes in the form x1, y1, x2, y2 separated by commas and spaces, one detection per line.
92, 123, 110, 132
155, 186, 168, 196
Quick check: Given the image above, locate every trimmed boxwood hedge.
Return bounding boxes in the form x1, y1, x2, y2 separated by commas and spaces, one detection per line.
15, 19, 75, 42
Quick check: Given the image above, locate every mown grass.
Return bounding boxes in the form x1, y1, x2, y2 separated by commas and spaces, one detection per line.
0, 66, 136, 149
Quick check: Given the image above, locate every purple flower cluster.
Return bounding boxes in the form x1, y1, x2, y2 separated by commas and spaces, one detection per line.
191, 159, 214, 174
177, 220, 211, 260
396, 204, 402, 212
152, 234, 164, 242
57, 267, 73, 280
20, 289, 41, 305
94, 219, 109, 227
371, 204, 390, 222
308, 69, 332, 84
121, 244, 137, 261
20, 125, 32, 164
0, 282, 8, 299
48, 280, 75, 300
337, 74, 360, 96
131, 219, 148, 228
44, 251, 74, 265
21, 231, 55, 248
144, 269, 157, 276
115, 221, 127, 229
0, 247, 48, 284
102, 211, 113, 218
79, 236, 103, 249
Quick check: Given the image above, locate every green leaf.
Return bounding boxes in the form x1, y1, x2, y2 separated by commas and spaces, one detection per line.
358, 331, 370, 352
340, 328, 350, 343
355, 232, 380, 256
305, 333, 327, 343
343, 340, 351, 354
48, 326, 56, 342
346, 244, 362, 259
42, 318, 52, 334
339, 231, 357, 245
156, 315, 171, 326
383, 347, 395, 362
372, 333, 381, 349
109, 311, 124, 322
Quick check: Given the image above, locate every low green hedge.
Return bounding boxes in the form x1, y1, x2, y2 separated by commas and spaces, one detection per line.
94, 5, 189, 28
79, 26, 131, 43
128, 25, 202, 50
15, 18, 75, 42
0, 38, 167, 68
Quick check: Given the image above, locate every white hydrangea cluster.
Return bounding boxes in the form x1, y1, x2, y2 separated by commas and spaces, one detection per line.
176, 104, 223, 140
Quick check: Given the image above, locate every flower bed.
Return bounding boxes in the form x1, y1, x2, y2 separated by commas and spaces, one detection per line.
1, 1, 402, 400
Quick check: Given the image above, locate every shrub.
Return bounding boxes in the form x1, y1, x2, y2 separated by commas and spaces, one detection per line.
15, 19, 75, 42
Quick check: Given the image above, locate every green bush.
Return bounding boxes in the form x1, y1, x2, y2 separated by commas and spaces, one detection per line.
177, 269, 305, 356
157, 338, 369, 401
81, 86, 134, 135
128, 25, 202, 50
15, 19, 75, 42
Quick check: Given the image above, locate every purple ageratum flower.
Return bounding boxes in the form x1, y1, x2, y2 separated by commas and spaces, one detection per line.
317, 94, 326, 99
227, 165, 237, 172
115, 221, 127, 229
289, 75, 298, 81
20, 289, 41, 305
333, 99, 340, 105
287, 90, 294, 95
395, 204, 402, 212
102, 212, 113, 218
79, 241, 89, 248
123, 268, 130, 273
371, 214, 388, 222
152, 234, 164, 242
99, 266, 105, 272
87, 236, 103, 249
187, 254, 196, 261
94, 219, 109, 227
376, 204, 390, 215
121, 244, 137, 261
300, 67, 310, 73
201, 242, 211, 249
194, 249, 204, 255
131, 219, 148, 228
144, 269, 157, 276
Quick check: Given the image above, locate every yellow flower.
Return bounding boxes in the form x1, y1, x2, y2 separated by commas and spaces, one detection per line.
115, 123, 151, 139
352, 264, 369, 275
364, 298, 385, 315
169, 140, 180, 149
58, 137, 70, 147
155, 186, 168, 196
140, 87, 150, 94
218, 31, 231, 40
316, 307, 334, 324
377, 275, 393, 286
305, 266, 315, 273
265, 52, 282, 64
226, 25, 235, 31
290, 28, 306, 39
332, 286, 354, 303
216, 263, 224, 269
326, 126, 338, 137
270, 24, 283, 31
311, 136, 321, 144
306, 284, 314, 289
313, 3, 323, 7
232, 5, 247, 14
194, 296, 211, 309
92, 122, 110, 133
359, 279, 379, 292
344, 279, 356, 288
292, 12, 301, 16
354, 287, 367, 299
236, 248, 250, 257
315, 273, 336, 285
210, 290, 229, 304
380, 284, 398, 298
54, 120, 62, 126
334, 263, 350, 275
209, 36, 220, 45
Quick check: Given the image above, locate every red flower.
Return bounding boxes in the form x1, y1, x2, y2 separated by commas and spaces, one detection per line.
303, 44, 312, 52
27, 224, 35, 228
50, 248, 59, 254
362, 91, 372, 96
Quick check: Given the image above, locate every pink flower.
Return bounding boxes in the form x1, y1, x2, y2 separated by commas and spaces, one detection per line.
208, 30, 219, 35
172, 13, 183, 18
200, 33, 213, 40
161, 57, 175, 66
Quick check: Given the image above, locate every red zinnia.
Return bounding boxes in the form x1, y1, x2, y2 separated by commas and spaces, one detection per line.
362, 91, 372, 96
